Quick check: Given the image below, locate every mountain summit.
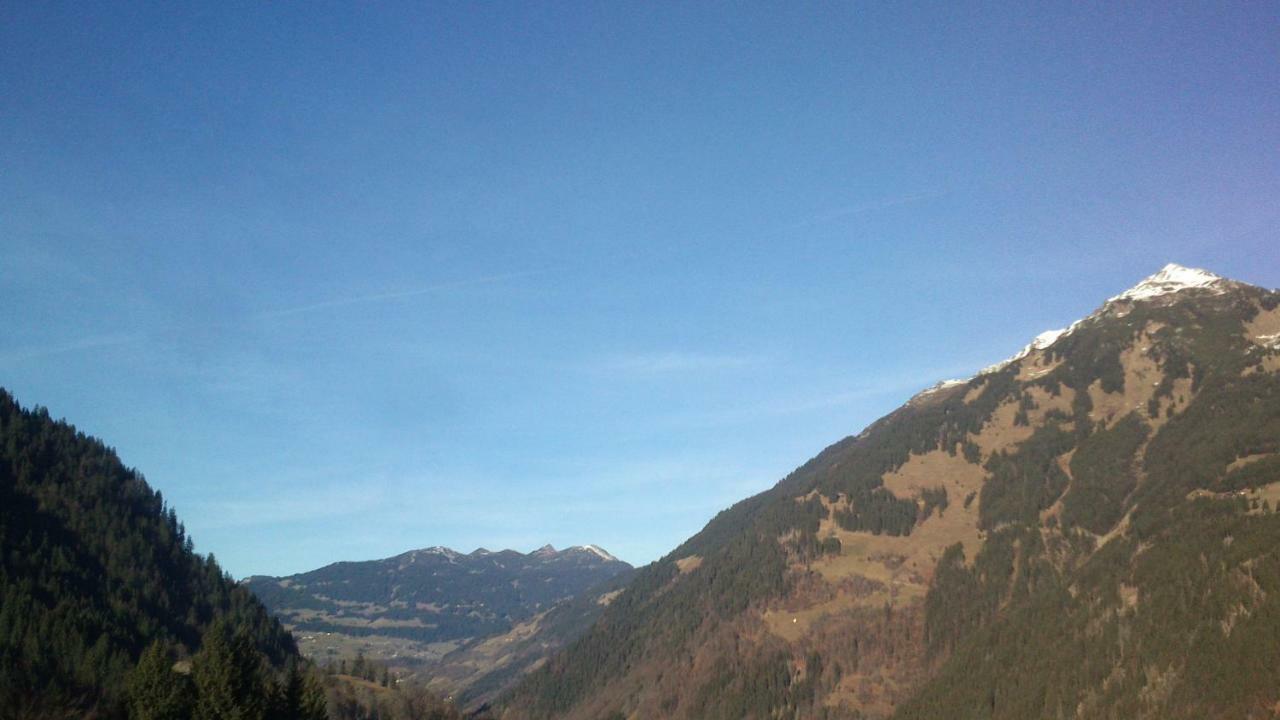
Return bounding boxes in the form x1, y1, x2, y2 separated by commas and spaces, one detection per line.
1109, 262, 1230, 303
503, 265, 1280, 720
982, 263, 1238, 377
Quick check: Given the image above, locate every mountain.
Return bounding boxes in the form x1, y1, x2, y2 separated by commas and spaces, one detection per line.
0, 389, 298, 718
244, 543, 632, 691
501, 264, 1280, 720
425, 567, 635, 712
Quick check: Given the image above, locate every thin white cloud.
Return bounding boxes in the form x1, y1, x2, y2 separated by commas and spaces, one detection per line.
665, 362, 981, 429
255, 270, 542, 319
594, 350, 769, 376
785, 190, 947, 231
0, 333, 137, 366
191, 481, 389, 529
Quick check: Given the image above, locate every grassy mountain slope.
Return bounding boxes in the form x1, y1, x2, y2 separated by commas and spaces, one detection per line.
501, 266, 1280, 719
0, 389, 297, 718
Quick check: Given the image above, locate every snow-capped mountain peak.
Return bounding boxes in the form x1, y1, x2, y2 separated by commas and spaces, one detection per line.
412, 546, 461, 562
1107, 263, 1226, 303
578, 544, 620, 562
974, 264, 1234, 379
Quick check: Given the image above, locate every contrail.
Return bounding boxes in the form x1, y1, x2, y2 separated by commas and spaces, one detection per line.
256, 270, 543, 319
0, 333, 137, 365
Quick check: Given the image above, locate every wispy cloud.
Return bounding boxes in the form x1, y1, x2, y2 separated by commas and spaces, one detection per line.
784, 190, 947, 232
664, 362, 981, 429
593, 351, 769, 376
191, 480, 389, 529
255, 270, 542, 319
0, 333, 138, 366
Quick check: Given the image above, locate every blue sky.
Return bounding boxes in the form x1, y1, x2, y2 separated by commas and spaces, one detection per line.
2, 2, 1277, 577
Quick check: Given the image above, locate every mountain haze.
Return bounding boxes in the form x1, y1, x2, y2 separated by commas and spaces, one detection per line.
501, 264, 1280, 719
245, 543, 631, 697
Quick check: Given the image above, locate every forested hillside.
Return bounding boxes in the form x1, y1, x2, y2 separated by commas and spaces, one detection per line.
0, 389, 298, 717
501, 265, 1280, 719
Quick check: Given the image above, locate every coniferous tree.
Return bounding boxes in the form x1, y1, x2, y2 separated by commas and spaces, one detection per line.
193, 620, 268, 720
0, 389, 296, 715
299, 671, 328, 720
267, 660, 304, 720
127, 640, 195, 720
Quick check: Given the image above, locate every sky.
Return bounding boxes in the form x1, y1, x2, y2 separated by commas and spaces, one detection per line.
2, 2, 1278, 578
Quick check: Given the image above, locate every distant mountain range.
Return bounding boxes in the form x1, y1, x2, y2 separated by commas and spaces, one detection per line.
244, 543, 632, 703
500, 264, 1280, 719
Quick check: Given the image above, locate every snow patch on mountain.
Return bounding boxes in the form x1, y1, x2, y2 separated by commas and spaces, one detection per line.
578, 544, 620, 562
412, 546, 462, 563
980, 327, 1072, 376
1108, 263, 1226, 303
910, 379, 969, 403
1255, 333, 1280, 350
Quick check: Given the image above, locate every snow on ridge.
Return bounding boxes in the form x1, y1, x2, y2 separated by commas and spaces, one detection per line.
986, 264, 1230, 373
1108, 263, 1226, 303
911, 378, 969, 402
409, 546, 461, 562
897, 263, 1260, 437
579, 544, 620, 562
979, 326, 1072, 376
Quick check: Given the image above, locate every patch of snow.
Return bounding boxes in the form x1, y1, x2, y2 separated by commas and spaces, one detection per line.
416, 546, 461, 562
1256, 332, 1280, 349
1108, 263, 1226, 303
980, 327, 1071, 376
579, 544, 619, 562
911, 378, 969, 403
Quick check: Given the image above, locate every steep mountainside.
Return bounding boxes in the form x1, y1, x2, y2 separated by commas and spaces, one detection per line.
502, 264, 1280, 720
427, 567, 635, 712
245, 544, 631, 678
0, 390, 297, 718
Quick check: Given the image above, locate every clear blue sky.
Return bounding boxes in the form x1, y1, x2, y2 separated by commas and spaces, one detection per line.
3, 2, 1277, 577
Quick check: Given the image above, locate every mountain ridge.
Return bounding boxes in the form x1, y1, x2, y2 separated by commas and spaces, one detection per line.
502, 263, 1280, 719
973, 263, 1244, 379
247, 543, 626, 582
246, 539, 632, 712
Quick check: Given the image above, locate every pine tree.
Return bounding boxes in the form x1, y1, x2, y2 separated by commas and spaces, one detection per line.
193, 620, 267, 720
299, 671, 328, 720
267, 660, 303, 720
126, 640, 195, 720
